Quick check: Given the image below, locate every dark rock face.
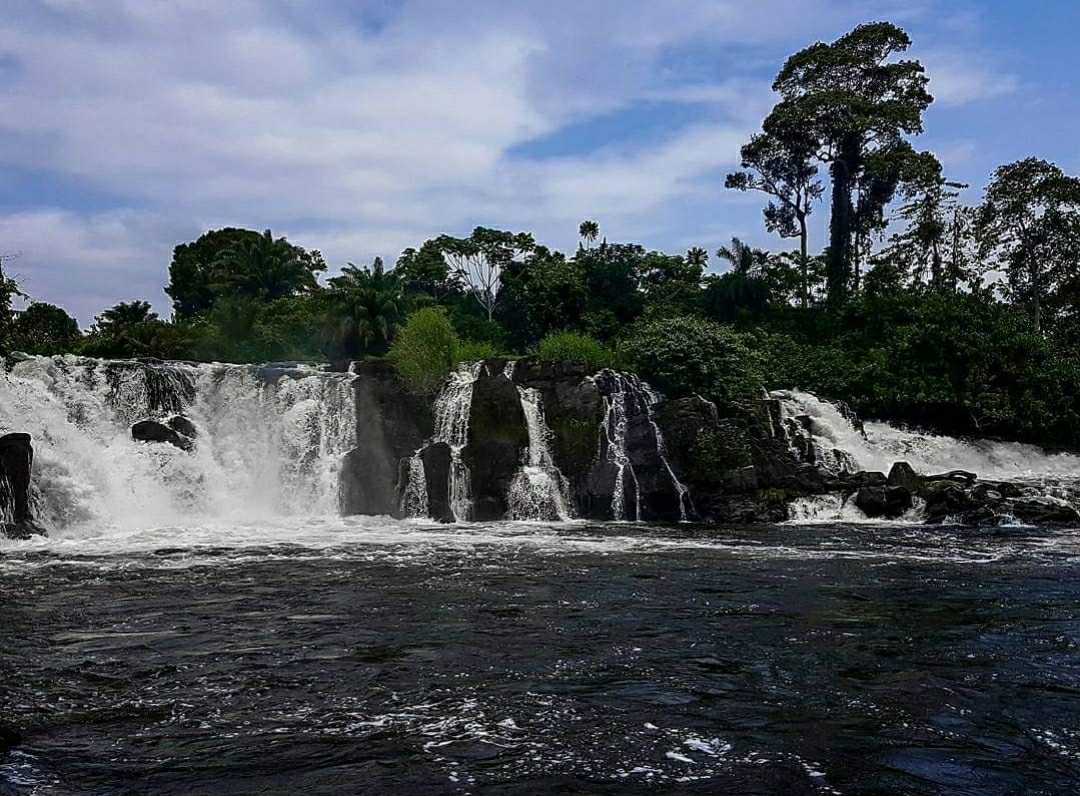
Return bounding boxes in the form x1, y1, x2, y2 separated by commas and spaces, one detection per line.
132, 420, 193, 451
1, 432, 42, 539
421, 442, 454, 523
464, 363, 529, 521
341, 360, 433, 517
887, 461, 921, 492
854, 485, 913, 519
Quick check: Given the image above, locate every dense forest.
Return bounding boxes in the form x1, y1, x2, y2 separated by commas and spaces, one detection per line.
3, 22, 1080, 448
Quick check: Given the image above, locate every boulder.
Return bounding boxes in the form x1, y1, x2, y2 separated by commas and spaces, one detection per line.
923, 480, 977, 523
463, 364, 529, 521
167, 415, 198, 439
839, 470, 887, 490
924, 470, 977, 485
131, 419, 193, 451
887, 461, 921, 493
1010, 499, 1080, 526
421, 442, 454, 523
1, 432, 45, 539
853, 485, 913, 519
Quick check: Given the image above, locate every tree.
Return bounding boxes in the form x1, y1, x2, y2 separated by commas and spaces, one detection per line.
686, 247, 709, 269
321, 257, 412, 359
435, 227, 535, 322
166, 228, 324, 318
395, 241, 459, 302
95, 300, 158, 336
9, 303, 81, 354
578, 220, 600, 248
716, 237, 768, 277
390, 307, 460, 394
767, 22, 933, 305
726, 127, 822, 307
976, 158, 1080, 333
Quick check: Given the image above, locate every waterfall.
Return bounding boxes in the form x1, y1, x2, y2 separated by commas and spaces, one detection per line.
506, 364, 573, 521
0, 355, 356, 530
597, 373, 690, 522
772, 389, 1080, 483
401, 362, 481, 522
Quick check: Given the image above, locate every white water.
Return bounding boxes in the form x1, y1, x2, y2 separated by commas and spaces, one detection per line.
507, 380, 573, 522
0, 355, 356, 530
401, 362, 482, 522
773, 390, 1080, 482
599, 374, 640, 521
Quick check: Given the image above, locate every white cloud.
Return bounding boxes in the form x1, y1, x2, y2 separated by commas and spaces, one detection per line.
921, 49, 1019, 107
0, 0, 1034, 322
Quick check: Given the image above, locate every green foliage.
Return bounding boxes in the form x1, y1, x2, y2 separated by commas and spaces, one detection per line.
621, 316, 764, 416
533, 331, 616, 371
458, 341, 502, 361
8, 303, 81, 354
321, 257, 412, 360
390, 308, 460, 394
434, 227, 535, 321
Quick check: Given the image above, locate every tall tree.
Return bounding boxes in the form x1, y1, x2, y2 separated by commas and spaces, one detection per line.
0, 253, 27, 345
435, 227, 535, 322
395, 241, 459, 302
8, 303, 81, 355
766, 22, 933, 305
725, 126, 822, 307
686, 247, 709, 269
578, 220, 600, 249
976, 158, 1080, 333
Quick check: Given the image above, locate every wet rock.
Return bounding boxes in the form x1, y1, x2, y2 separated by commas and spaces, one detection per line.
463, 363, 529, 521
887, 461, 921, 492
923, 481, 977, 523
853, 485, 913, 519
1010, 499, 1080, 525
1, 433, 43, 539
421, 442, 454, 523
924, 470, 977, 485
838, 470, 887, 490
131, 419, 193, 451
167, 415, 198, 439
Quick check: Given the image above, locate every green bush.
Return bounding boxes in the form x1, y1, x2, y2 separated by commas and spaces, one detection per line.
390, 307, 460, 393
458, 340, 501, 361
621, 315, 764, 416
533, 331, 616, 371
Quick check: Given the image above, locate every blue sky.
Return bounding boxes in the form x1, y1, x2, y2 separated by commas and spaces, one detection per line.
0, 0, 1077, 323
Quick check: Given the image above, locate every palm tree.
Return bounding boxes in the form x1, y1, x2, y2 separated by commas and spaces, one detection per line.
214, 229, 321, 301
321, 258, 413, 358
716, 237, 769, 277
686, 247, 709, 269
578, 220, 600, 249
95, 300, 158, 336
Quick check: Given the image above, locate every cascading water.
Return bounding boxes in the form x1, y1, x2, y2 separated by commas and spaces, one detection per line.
506, 363, 573, 521
597, 373, 691, 522
0, 355, 356, 531
772, 389, 1080, 481
401, 362, 481, 522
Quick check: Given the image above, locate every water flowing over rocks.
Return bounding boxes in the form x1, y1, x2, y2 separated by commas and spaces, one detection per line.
3, 353, 1079, 531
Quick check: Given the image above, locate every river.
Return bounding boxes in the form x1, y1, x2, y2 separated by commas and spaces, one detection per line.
3, 518, 1080, 795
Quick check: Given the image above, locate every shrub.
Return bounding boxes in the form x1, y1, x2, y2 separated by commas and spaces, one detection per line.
621, 315, 763, 416
458, 340, 501, 362
533, 331, 616, 371
390, 308, 460, 393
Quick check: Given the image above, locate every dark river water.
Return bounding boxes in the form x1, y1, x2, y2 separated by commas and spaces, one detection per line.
2, 520, 1080, 795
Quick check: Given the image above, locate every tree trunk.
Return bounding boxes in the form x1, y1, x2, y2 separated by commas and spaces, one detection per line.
798, 209, 809, 309
827, 135, 859, 307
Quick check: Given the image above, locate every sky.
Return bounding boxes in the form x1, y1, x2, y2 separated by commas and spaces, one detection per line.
1, 0, 1079, 324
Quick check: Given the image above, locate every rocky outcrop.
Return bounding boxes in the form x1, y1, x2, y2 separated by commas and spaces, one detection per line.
421, 442, 454, 523
1, 432, 44, 539
339, 360, 433, 517
464, 362, 529, 521
131, 419, 194, 451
